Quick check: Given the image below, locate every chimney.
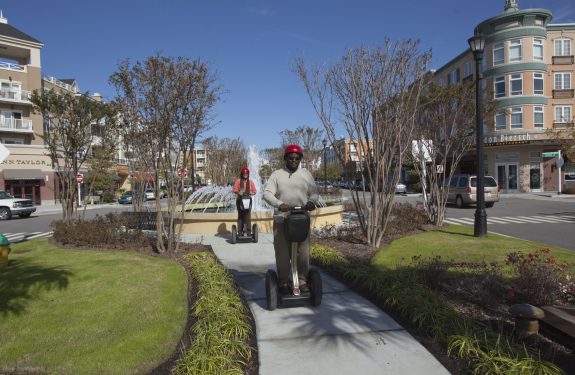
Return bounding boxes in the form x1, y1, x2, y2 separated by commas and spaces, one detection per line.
0, 10, 7, 24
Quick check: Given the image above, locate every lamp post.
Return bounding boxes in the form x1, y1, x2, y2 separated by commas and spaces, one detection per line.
468, 32, 487, 237
322, 139, 328, 192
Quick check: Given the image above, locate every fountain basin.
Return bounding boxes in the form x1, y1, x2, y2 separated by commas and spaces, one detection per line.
177, 205, 344, 235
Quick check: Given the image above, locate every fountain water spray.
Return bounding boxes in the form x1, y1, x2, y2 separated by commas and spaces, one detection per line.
184, 144, 325, 212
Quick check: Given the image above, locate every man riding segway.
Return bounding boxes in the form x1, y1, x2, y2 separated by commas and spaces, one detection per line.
263, 144, 321, 309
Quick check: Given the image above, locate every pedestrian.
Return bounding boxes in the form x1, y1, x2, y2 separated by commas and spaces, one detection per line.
263, 144, 319, 295
232, 167, 257, 236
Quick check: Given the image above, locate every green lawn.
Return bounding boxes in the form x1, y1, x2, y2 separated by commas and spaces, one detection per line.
0, 238, 188, 375
373, 225, 575, 272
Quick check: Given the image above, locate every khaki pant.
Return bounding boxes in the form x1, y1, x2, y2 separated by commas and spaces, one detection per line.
273, 221, 309, 286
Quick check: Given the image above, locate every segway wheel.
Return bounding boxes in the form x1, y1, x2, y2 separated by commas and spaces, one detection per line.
252, 223, 258, 243
265, 269, 278, 311
231, 225, 237, 244
309, 268, 323, 307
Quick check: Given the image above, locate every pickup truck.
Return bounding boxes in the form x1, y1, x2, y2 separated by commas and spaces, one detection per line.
0, 191, 37, 220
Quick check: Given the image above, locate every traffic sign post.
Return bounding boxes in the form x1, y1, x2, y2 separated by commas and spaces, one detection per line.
75, 173, 84, 183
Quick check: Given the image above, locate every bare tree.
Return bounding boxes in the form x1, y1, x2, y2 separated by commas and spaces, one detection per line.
30, 90, 119, 222
110, 54, 220, 253
411, 81, 481, 225
203, 136, 246, 185
295, 39, 430, 247
279, 126, 325, 176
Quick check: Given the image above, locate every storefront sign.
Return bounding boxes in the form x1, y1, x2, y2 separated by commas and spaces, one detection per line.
1, 159, 52, 167
484, 133, 531, 147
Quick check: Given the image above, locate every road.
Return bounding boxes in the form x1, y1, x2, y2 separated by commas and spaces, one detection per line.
341, 189, 575, 251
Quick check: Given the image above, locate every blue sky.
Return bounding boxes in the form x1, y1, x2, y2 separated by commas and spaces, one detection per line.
2, 0, 574, 150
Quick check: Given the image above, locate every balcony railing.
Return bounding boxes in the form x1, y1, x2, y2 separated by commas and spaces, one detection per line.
552, 55, 574, 65
0, 118, 33, 131
552, 89, 574, 99
0, 89, 31, 102
42, 76, 78, 93
0, 61, 25, 72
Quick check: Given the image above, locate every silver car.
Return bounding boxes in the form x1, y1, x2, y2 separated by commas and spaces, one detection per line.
446, 174, 500, 208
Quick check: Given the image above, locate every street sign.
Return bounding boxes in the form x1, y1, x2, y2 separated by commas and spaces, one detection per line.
76, 173, 84, 183
0, 143, 10, 163
542, 152, 560, 157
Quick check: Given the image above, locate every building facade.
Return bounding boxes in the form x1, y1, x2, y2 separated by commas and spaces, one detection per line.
434, 0, 574, 193
0, 13, 124, 204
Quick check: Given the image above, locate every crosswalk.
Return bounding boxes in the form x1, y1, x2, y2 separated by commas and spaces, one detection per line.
444, 215, 575, 226
1, 231, 53, 243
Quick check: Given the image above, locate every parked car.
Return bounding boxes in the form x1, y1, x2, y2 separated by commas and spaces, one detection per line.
144, 189, 155, 200
445, 174, 500, 208
395, 182, 408, 194
118, 191, 133, 204
317, 181, 334, 194
0, 191, 36, 220
158, 189, 168, 199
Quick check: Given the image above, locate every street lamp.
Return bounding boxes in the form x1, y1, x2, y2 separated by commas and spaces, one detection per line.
468, 32, 487, 237
322, 139, 328, 192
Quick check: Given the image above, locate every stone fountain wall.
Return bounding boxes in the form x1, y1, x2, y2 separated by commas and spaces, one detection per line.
176, 205, 344, 235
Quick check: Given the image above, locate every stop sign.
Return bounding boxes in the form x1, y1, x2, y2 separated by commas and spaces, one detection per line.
76, 173, 84, 183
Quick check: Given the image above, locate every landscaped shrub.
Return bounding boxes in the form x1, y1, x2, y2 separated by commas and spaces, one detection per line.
387, 202, 430, 236
505, 248, 568, 306
174, 252, 253, 375
102, 191, 115, 203
51, 213, 149, 250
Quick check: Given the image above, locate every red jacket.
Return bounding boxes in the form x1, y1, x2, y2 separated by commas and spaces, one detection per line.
232, 178, 256, 196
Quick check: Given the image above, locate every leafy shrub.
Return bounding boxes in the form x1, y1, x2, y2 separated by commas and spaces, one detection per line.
387, 202, 430, 236
448, 261, 507, 308
558, 275, 575, 304
51, 213, 149, 250
505, 248, 568, 305
102, 191, 115, 203
410, 255, 450, 289
174, 252, 253, 374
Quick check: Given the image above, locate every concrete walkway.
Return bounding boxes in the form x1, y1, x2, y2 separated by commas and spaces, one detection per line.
183, 232, 450, 375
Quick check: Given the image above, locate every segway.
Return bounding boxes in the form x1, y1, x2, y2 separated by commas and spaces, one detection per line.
265, 206, 322, 310
231, 194, 258, 244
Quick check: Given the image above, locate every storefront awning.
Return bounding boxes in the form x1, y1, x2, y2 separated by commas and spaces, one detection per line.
2, 169, 43, 180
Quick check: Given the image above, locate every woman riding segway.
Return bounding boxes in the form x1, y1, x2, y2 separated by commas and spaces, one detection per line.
232, 167, 257, 239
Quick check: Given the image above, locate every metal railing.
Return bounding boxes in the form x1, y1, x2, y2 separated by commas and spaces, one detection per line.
0, 118, 33, 131
0, 61, 25, 72
42, 76, 78, 93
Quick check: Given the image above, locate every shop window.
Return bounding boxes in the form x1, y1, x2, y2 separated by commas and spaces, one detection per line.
510, 107, 523, 129
534, 106, 544, 128
533, 73, 544, 95
509, 39, 522, 62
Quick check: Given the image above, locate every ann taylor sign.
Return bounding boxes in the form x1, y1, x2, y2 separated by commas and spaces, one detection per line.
484, 133, 531, 147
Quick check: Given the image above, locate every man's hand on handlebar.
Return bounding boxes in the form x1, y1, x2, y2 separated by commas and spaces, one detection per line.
305, 201, 316, 211
278, 203, 289, 212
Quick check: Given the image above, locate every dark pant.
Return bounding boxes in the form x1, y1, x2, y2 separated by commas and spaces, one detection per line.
236, 198, 252, 233
273, 221, 310, 286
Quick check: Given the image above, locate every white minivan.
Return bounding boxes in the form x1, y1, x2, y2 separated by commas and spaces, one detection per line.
446, 175, 500, 208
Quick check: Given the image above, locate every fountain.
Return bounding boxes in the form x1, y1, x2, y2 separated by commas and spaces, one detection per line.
177, 145, 343, 235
